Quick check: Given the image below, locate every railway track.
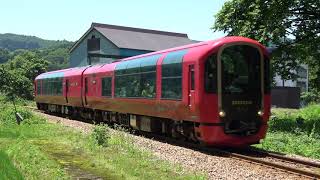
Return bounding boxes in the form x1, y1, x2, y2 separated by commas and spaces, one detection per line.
226, 148, 320, 179
28, 107, 320, 179
140, 132, 320, 179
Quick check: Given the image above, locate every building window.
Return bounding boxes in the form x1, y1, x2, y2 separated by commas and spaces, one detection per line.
102, 77, 112, 97
161, 49, 188, 99
115, 54, 161, 98
204, 55, 217, 93
87, 37, 100, 51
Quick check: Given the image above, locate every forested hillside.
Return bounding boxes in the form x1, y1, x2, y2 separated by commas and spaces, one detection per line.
0, 33, 73, 70
0, 33, 70, 51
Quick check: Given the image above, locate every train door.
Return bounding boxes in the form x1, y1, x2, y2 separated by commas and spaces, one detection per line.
188, 64, 196, 110
218, 44, 263, 135
84, 77, 88, 105
65, 79, 69, 103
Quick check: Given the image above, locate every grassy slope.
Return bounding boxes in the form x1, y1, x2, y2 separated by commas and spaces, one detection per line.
0, 99, 205, 179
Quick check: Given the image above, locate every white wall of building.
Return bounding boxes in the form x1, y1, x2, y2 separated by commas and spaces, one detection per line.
274, 64, 308, 92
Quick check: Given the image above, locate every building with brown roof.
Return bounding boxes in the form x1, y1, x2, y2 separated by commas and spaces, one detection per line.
69, 22, 198, 67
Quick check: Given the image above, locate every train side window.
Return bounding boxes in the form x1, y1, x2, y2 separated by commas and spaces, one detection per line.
140, 55, 159, 98
126, 59, 141, 74
45, 79, 49, 95
37, 80, 41, 95
102, 77, 112, 97
58, 78, 63, 95
115, 61, 128, 75
53, 78, 57, 95
140, 55, 158, 72
161, 49, 188, 100
48, 79, 52, 95
42, 79, 46, 95
126, 59, 141, 97
205, 55, 217, 93
115, 54, 160, 98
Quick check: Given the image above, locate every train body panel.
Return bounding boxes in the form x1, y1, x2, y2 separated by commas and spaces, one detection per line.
35, 36, 271, 147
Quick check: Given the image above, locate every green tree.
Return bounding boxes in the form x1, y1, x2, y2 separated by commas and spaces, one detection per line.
0, 51, 48, 99
0, 48, 10, 64
33, 43, 71, 71
213, 0, 320, 89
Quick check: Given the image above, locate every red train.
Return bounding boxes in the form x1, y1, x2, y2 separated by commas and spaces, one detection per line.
35, 36, 271, 147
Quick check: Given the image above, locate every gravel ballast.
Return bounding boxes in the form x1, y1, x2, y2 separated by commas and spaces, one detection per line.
34, 111, 310, 180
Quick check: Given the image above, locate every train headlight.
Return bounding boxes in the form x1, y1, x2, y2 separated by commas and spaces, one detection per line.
258, 110, 264, 116
219, 110, 226, 117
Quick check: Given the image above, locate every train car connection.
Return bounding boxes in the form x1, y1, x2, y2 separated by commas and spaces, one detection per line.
35, 36, 271, 147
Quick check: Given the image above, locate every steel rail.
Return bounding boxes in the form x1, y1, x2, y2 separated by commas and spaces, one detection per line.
220, 150, 320, 179
248, 147, 320, 168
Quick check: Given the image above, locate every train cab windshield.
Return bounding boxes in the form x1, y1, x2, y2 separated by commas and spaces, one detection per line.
221, 45, 261, 94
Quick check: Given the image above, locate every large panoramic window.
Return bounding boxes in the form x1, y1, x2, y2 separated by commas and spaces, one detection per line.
161, 49, 188, 99
115, 55, 161, 98
41, 78, 63, 96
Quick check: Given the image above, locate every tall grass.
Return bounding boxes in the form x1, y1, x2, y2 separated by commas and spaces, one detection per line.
0, 151, 24, 180
256, 105, 320, 159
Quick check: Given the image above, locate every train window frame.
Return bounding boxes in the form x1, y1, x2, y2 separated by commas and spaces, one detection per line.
101, 77, 112, 97
161, 49, 188, 100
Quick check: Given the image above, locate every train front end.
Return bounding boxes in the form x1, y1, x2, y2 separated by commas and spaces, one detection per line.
199, 38, 270, 147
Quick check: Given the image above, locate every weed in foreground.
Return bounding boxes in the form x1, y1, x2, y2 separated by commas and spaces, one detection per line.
91, 123, 110, 147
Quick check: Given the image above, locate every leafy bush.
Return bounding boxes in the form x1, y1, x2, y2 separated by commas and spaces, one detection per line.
301, 91, 320, 105
270, 105, 320, 135
0, 104, 45, 125
91, 124, 110, 147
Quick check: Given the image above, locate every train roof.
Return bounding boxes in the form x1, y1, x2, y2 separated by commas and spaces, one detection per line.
35, 66, 90, 80
36, 36, 268, 80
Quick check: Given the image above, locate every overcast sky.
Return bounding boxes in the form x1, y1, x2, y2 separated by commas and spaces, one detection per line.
0, 0, 228, 41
